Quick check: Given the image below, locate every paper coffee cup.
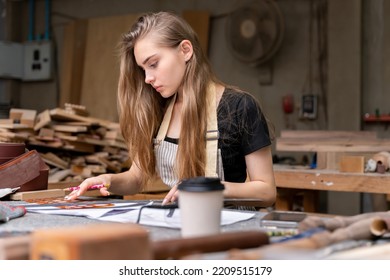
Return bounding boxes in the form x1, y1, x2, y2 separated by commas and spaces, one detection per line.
178, 177, 225, 237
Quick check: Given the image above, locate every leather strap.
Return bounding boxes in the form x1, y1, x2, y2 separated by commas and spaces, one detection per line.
0, 150, 41, 189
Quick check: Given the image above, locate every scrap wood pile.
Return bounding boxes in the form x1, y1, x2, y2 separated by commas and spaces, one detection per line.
0, 104, 130, 184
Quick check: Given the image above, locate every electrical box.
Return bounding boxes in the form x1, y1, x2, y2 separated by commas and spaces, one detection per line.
23, 41, 52, 81
0, 40, 52, 81
300, 94, 317, 119
0, 41, 24, 79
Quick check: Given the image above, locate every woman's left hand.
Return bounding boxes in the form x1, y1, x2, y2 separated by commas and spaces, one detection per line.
162, 185, 179, 205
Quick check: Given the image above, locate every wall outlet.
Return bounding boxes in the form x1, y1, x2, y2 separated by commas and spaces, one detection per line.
23, 41, 52, 81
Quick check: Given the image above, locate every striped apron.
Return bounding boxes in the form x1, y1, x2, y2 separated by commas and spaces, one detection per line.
154, 83, 224, 188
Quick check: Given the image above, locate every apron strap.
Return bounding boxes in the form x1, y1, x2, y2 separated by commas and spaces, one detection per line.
155, 83, 219, 177
205, 83, 218, 178
156, 94, 176, 143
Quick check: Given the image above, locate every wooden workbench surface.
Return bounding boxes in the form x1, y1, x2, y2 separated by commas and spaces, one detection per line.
274, 164, 390, 194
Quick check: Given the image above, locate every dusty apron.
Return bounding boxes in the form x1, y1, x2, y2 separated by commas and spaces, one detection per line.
153, 83, 224, 188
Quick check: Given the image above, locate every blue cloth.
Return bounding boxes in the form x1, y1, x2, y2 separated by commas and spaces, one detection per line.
0, 202, 26, 223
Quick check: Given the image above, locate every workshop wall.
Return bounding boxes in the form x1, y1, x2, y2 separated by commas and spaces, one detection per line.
3, 0, 390, 142
4, 0, 324, 135
3, 0, 390, 215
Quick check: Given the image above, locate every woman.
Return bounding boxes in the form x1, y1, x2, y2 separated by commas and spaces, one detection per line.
66, 11, 276, 207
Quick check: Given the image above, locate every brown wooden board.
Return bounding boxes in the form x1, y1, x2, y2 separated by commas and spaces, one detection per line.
338, 155, 365, 173
280, 130, 378, 139
182, 11, 210, 54
276, 138, 390, 152
59, 20, 88, 107
10, 189, 66, 200
80, 14, 140, 122
274, 165, 390, 194
30, 224, 151, 260
50, 108, 113, 128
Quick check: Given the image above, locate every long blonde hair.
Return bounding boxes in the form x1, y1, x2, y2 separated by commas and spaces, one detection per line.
118, 11, 218, 187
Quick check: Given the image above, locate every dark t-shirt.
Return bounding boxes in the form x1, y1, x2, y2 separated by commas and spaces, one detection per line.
217, 87, 271, 182
165, 87, 271, 183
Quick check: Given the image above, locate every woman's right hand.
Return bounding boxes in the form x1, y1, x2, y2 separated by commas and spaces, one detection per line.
162, 185, 179, 205
65, 174, 112, 200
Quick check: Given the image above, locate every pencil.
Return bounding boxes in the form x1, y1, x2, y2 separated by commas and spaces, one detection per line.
64, 184, 108, 192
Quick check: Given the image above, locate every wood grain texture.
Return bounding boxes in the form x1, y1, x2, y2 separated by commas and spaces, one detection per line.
280, 130, 378, 139
30, 223, 151, 260
274, 165, 390, 194
59, 20, 88, 107
81, 14, 140, 122
276, 138, 390, 152
182, 10, 210, 54
339, 155, 365, 173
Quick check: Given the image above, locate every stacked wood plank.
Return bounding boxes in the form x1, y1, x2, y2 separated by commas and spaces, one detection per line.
0, 105, 130, 184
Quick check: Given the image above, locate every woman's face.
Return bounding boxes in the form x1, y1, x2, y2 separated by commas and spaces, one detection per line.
134, 33, 191, 98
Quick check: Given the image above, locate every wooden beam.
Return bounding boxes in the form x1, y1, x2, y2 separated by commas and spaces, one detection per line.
280, 130, 377, 139
10, 189, 65, 200
276, 138, 390, 152
274, 165, 390, 194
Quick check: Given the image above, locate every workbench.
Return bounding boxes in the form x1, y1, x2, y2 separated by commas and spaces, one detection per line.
0, 199, 269, 260
274, 130, 390, 213
2, 199, 390, 260
0, 202, 262, 241
274, 164, 390, 212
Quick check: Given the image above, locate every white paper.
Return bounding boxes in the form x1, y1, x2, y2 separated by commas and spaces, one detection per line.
0, 187, 20, 198
26, 202, 255, 229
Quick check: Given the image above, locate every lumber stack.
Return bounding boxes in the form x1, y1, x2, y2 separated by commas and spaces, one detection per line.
0, 104, 130, 184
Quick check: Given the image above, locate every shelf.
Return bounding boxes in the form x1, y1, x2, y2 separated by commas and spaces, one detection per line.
363, 114, 390, 122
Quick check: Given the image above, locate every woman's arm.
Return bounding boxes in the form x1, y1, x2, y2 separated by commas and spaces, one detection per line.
65, 158, 144, 200
222, 146, 276, 206
162, 146, 276, 206
108, 160, 144, 195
